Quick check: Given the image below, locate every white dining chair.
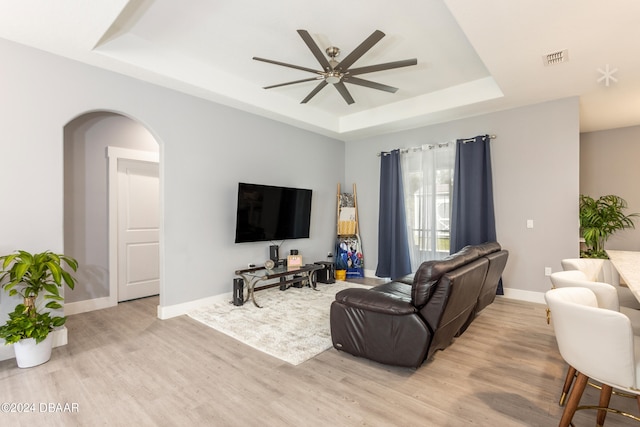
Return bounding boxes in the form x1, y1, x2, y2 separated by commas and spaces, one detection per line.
551, 270, 619, 310
561, 258, 640, 310
552, 269, 640, 335
549, 270, 640, 407
545, 287, 640, 426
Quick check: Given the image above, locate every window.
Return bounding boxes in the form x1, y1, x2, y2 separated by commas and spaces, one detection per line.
401, 144, 456, 270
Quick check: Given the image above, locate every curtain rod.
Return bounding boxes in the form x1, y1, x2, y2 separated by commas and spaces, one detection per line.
377, 134, 496, 157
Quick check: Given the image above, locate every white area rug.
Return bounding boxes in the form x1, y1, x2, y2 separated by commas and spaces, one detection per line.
188, 280, 368, 365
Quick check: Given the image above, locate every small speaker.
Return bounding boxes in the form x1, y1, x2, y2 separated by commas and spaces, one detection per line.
315, 261, 335, 284
269, 245, 279, 262
233, 278, 244, 306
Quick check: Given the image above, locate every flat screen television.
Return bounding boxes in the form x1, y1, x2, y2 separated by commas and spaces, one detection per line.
234, 182, 313, 243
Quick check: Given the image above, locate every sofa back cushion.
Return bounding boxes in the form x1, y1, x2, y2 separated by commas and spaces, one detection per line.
474, 241, 502, 257
475, 250, 509, 313
420, 257, 489, 359
412, 245, 481, 307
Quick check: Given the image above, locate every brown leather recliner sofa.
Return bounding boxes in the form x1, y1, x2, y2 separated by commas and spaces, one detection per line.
329, 242, 509, 368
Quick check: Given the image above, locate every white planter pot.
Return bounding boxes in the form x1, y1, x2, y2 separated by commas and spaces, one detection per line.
13, 335, 53, 368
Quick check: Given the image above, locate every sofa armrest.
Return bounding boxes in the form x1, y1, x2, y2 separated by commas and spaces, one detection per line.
335, 288, 417, 315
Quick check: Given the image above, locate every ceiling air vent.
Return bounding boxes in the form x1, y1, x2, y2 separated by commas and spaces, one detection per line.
544, 49, 568, 66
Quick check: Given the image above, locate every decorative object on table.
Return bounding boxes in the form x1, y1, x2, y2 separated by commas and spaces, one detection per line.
269, 245, 279, 262
287, 251, 303, 270
264, 259, 275, 270
0, 250, 78, 368
579, 194, 639, 259
336, 183, 364, 278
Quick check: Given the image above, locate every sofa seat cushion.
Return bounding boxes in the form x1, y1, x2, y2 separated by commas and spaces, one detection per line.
335, 282, 416, 315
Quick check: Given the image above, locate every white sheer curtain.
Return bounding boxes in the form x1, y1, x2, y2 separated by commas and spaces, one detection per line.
400, 143, 456, 271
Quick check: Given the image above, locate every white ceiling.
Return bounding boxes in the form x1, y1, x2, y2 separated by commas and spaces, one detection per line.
1, 0, 639, 141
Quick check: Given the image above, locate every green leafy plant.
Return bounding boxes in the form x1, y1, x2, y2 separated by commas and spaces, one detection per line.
579, 194, 639, 258
0, 304, 65, 344
0, 250, 78, 344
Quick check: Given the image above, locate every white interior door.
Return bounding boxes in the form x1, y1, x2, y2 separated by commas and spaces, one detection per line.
117, 159, 160, 302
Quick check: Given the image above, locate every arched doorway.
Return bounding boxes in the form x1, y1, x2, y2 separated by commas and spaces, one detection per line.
63, 111, 161, 315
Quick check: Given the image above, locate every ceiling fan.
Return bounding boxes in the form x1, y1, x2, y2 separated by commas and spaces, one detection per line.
253, 29, 417, 105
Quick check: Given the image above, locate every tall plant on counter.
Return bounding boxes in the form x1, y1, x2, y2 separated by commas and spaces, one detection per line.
579, 194, 639, 258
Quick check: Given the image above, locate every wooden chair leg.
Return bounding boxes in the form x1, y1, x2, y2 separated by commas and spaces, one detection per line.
560, 372, 588, 427
596, 383, 612, 427
560, 365, 577, 406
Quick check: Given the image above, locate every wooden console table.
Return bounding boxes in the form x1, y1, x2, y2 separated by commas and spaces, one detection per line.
234, 264, 324, 308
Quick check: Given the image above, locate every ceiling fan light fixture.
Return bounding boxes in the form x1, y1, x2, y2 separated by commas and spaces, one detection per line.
325, 72, 342, 84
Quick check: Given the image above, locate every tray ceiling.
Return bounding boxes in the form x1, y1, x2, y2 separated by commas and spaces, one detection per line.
1, 0, 639, 140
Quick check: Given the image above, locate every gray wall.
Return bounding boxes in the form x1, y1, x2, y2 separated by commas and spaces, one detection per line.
581, 125, 640, 251
344, 97, 581, 299
0, 38, 344, 318
0, 33, 583, 319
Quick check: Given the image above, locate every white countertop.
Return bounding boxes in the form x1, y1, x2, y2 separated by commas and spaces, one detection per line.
606, 250, 640, 301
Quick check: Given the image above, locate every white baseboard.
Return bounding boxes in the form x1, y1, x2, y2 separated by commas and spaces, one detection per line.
157, 292, 232, 319
501, 288, 546, 304
65, 296, 116, 316
0, 327, 67, 363
363, 269, 377, 278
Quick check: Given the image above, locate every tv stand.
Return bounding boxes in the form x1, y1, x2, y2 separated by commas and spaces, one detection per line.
234, 264, 323, 308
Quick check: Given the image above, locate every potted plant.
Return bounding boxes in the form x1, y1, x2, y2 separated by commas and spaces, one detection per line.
0, 250, 77, 368
579, 194, 639, 258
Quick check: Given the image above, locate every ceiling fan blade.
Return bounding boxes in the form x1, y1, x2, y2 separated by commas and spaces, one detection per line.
253, 57, 320, 75
297, 30, 332, 71
348, 59, 417, 76
336, 30, 385, 72
264, 77, 323, 89
301, 80, 328, 103
333, 81, 355, 105
345, 77, 398, 93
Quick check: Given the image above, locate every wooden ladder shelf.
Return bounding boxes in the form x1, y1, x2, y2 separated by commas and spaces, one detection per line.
335, 183, 364, 278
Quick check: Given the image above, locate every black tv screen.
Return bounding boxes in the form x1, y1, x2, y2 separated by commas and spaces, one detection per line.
234, 182, 313, 243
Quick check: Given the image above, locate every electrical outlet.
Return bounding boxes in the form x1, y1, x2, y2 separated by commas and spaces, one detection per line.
544, 267, 552, 276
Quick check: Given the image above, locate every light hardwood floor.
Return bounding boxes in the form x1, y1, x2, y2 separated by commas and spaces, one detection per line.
0, 290, 638, 426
